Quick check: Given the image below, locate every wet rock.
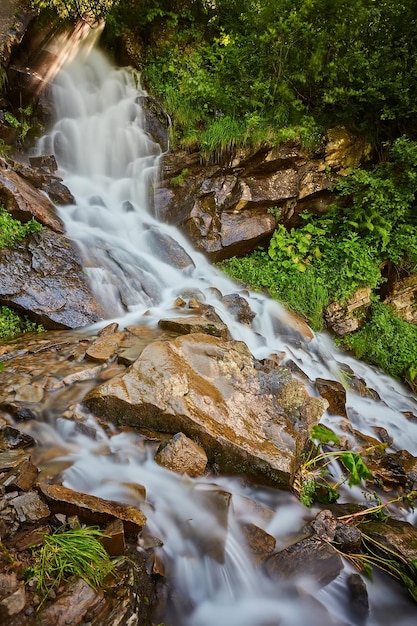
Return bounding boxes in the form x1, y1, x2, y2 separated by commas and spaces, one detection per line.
11, 491, 50, 523
265, 536, 343, 588
325, 287, 372, 336
100, 519, 125, 557
220, 292, 256, 326
0, 229, 104, 329
14, 384, 44, 403
145, 227, 195, 270
158, 315, 229, 339
0, 449, 31, 470
37, 577, 102, 626
316, 378, 347, 417
0, 159, 64, 232
85, 332, 126, 363
357, 518, 417, 561
333, 522, 362, 553
0, 426, 34, 450
17, 157, 75, 205
154, 432, 208, 477
84, 334, 327, 488
38, 482, 146, 534
2, 460, 38, 492
241, 522, 276, 566
312, 509, 337, 541
347, 573, 369, 621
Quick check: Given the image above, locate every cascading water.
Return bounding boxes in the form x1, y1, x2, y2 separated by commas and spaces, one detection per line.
32, 41, 417, 625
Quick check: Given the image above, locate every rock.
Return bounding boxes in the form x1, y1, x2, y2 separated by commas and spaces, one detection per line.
240, 522, 276, 566
383, 273, 417, 324
37, 577, 102, 626
0, 573, 26, 620
0, 426, 34, 449
0, 229, 104, 329
325, 287, 372, 336
0, 449, 31, 470
0, 159, 64, 232
316, 378, 347, 417
158, 315, 229, 339
145, 227, 194, 270
220, 292, 256, 326
37, 482, 146, 534
100, 519, 125, 557
333, 522, 362, 553
11, 491, 50, 523
265, 536, 343, 588
85, 332, 127, 363
2, 460, 38, 492
154, 432, 208, 477
84, 334, 327, 488
357, 518, 417, 561
347, 573, 369, 621
312, 509, 337, 541
325, 127, 372, 172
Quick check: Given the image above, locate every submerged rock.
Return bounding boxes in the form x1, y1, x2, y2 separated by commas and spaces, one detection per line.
84, 333, 327, 487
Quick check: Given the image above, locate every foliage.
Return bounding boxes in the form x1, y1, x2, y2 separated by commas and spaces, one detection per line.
4, 106, 33, 146
0, 207, 42, 248
107, 1, 417, 154
340, 303, 417, 384
25, 526, 117, 606
30, 0, 117, 21
294, 424, 376, 507
0, 306, 43, 339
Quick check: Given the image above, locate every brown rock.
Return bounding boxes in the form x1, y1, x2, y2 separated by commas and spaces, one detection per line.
155, 432, 208, 477
158, 315, 229, 339
84, 334, 327, 488
2, 460, 39, 492
0, 449, 30, 471
38, 578, 102, 626
325, 288, 371, 336
0, 161, 64, 232
85, 332, 126, 363
241, 522, 276, 566
100, 519, 125, 557
316, 378, 347, 417
38, 482, 146, 534
11, 491, 50, 522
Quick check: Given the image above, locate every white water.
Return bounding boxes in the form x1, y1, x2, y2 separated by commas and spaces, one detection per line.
34, 44, 417, 625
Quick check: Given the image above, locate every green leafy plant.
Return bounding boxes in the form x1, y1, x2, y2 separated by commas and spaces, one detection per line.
0, 207, 42, 248
25, 526, 117, 607
171, 168, 189, 187
30, 0, 117, 21
294, 424, 378, 507
0, 306, 44, 339
4, 106, 33, 145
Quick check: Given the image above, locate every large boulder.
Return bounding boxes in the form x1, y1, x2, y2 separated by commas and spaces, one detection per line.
84, 333, 327, 487
0, 229, 104, 329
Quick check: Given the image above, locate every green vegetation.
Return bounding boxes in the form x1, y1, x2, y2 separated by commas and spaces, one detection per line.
106, 0, 417, 154
294, 424, 377, 507
25, 526, 117, 606
0, 207, 42, 248
31, 0, 117, 21
4, 106, 33, 146
0, 306, 43, 339
340, 304, 417, 385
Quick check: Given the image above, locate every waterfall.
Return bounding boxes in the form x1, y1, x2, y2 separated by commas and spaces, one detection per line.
33, 44, 417, 626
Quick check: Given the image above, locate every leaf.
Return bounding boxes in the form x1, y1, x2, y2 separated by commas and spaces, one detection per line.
339, 452, 371, 486
311, 424, 340, 445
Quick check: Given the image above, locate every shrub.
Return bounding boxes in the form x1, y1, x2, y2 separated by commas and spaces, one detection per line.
0, 207, 42, 248
340, 304, 417, 383
0, 306, 43, 339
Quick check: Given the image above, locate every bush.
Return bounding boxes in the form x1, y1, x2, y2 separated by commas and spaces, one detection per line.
0, 207, 42, 248
0, 306, 43, 339
340, 304, 417, 383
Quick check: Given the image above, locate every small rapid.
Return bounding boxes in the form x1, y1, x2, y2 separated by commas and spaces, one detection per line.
31, 43, 417, 625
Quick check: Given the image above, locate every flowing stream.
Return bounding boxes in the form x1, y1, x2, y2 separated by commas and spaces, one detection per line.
31, 41, 417, 625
